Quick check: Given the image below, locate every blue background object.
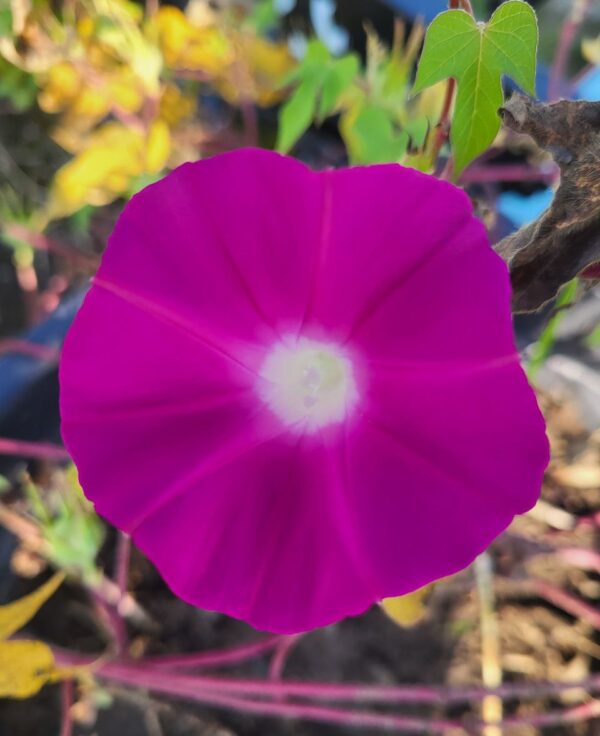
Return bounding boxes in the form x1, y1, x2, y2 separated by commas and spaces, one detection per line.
497, 188, 553, 229
381, 0, 445, 23
576, 66, 600, 101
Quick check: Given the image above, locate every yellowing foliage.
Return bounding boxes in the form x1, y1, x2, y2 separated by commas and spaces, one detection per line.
48, 120, 171, 218
380, 586, 432, 627
156, 5, 233, 75
0, 573, 70, 699
582, 36, 600, 65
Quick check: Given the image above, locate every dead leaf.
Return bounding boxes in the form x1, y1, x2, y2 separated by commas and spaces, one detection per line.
495, 94, 600, 312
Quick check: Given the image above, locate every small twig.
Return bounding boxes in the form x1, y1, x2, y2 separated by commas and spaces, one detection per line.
114, 533, 131, 612
475, 554, 503, 736
4, 224, 99, 269
269, 634, 303, 681
558, 548, 600, 574
549, 0, 592, 100
144, 635, 285, 671
60, 679, 74, 736
431, 78, 456, 170
532, 579, 600, 629
502, 700, 600, 729
0, 437, 70, 461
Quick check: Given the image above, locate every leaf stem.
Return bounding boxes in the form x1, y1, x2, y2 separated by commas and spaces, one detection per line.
430, 0, 476, 172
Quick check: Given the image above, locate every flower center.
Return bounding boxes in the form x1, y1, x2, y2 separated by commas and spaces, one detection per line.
259, 337, 358, 432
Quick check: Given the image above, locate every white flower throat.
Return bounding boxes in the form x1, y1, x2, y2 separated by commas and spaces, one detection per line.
259, 337, 358, 432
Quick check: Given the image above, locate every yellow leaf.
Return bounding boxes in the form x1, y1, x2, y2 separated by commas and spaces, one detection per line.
159, 83, 196, 126
47, 122, 148, 218
380, 586, 431, 628
146, 119, 171, 173
156, 6, 232, 74
582, 36, 600, 65
0, 640, 62, 699
0, 573, 64, 641
216, 34, 295, 107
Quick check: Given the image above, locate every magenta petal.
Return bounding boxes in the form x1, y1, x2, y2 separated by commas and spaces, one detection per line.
95, 148, 325, 346
60, 148, 549, 633
133, 433, 375, 633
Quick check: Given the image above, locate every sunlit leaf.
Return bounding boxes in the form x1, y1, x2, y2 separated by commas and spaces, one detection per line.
47, 122, 170, 219
381, 586, 431, 627
156, 5, 232, 74
341, 102, 408, 164
277, 73, 322, 153
277, 40, 359, 152
0, 640, 64, 698
0, 572, 64, 641
413, 1, 537, 174
318, 53, 359, 119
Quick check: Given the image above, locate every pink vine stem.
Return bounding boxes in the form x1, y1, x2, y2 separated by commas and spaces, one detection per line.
4, 224, 99, 269
60, 679, 73, 736
55, 649, 600, 706
52, 653, 600, 733
269, 634, 303, 681
143, 635, 286, 670
0, 339, 59, 361
0, 437, 70, 461
549, 0, 591, 101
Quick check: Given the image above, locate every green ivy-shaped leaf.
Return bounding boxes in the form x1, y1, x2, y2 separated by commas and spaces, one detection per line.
277, 41, 359, 153
413, 0, 538, 175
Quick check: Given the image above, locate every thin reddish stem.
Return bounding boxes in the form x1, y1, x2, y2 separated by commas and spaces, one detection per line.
114, 533, 131, 603
460, 163, 559, 185
143, 635, 286, 670
532, 579, 600, 629
0, 339, 59, 361
60, 679, 73, 736
549, 0, 591, 100
4, 224, 99, 269
53, 652, 600, 706
269, 634, 303, 681
0, 437, 70, 461
60, 659, 600, 732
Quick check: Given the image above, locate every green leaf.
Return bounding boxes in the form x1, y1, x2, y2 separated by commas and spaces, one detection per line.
277, 74, 322, 153
277, 40, 359, 152
527, 278, 578, 380
0, 7, 12, 36
413, 1, 538, 175
584, 324, 600, 349
318, 54, 359, 120
342, 103, 408, 164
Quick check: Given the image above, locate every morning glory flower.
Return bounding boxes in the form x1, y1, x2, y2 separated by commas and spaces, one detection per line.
60, 148, 548, 633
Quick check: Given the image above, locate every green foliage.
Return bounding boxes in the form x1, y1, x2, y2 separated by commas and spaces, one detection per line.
413, 0, 538, 175
342, 103, 408, 164
585, 324, 600, 349
0, 6, 12, 37
527, 278, 578, 380
0, 60, 37, 112
26, 468, 105, 586
277, 41, 359, 153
